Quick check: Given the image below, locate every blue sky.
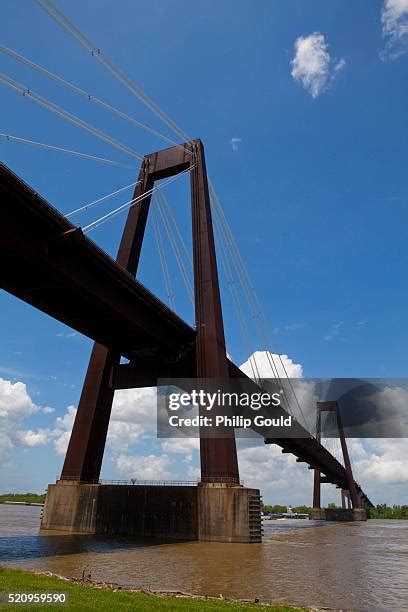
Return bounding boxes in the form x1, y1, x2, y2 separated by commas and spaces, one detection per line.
1, 0, 407, 504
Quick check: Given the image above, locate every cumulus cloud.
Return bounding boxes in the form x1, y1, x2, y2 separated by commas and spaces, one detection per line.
0, 378, 39, 463
161, 438, 199, 463
237, 440, 313, 503
115, 453, 173, 480
291, 32, 346, 98
381, 0, 408, 60
42, 407, 55, 414
352, 439, 408, 484
107, 421, 145, 453
52, 405, 77, 454
239, 350, 303, 379
110, 387, 157, 428
16, 429, 50, 447
3, 363, 408, 504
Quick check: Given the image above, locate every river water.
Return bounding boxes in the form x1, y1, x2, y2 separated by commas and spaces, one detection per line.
0, 505, 407, 610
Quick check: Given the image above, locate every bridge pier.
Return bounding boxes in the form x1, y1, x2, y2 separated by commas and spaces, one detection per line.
310, 507, 366, 521
41, 480, 262, 543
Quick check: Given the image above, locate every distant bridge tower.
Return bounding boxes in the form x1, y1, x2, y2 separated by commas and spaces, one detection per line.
312, 401, 367, 520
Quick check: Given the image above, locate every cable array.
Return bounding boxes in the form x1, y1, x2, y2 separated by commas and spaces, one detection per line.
34, 0, 190, 143
82, 164, 194, 233
1, 44, 192, 156
154, 190, 194, 306
0, 73, 143, 161
152, 200, 175, 310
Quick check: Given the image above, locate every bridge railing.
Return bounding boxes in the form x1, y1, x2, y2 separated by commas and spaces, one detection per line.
57, 476, 244, 486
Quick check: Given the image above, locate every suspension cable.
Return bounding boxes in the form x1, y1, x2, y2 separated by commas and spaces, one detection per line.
159, 191, 193, 266
0, 133, 133, 169
211, 199, 296, 418
0, 73, 143, 161
209, 189, 307, 425
0, 45, 192, 156
34, 0, 190, 142
82, 164, 194, 233
155, 190, 194, 305
152, 198, 175, 310
210, 192, 298, 418
65, 180, 139, 218
212, 205, 261, 383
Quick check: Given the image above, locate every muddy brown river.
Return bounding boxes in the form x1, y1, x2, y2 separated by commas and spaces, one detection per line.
0, 505, 407, 609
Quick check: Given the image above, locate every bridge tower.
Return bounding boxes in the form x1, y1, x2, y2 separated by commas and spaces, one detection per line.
311, 401, 366, 521
60, 139, 239, 485
41, 139, 261, 542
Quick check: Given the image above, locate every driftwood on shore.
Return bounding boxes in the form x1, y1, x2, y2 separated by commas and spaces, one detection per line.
38, 570, 269, 605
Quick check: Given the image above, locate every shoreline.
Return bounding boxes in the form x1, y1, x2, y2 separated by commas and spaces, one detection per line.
0, 566, 309, 611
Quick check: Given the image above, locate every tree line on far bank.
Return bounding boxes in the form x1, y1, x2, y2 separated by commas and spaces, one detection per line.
0, 493, 45, 504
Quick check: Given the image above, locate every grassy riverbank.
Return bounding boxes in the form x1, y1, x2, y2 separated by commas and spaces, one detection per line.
0, 568, 303, 611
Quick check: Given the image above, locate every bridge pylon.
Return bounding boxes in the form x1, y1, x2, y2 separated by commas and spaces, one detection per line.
311, 401, 366, 521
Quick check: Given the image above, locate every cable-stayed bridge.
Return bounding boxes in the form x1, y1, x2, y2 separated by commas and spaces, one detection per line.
1, 0, 373, 542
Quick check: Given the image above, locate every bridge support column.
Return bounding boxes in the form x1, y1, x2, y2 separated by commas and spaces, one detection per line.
191, 141, 239, 484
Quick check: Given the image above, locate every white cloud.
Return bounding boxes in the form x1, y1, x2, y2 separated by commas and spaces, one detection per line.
0, 378, 37, 419
291, 33, 346, 98
353, 439, 408, 485
115, 453, 173, 480
107, 421, 145, 452
0, 378, 38, 462
42, 406, 55, 414
237, 440, 313, 504
161, 438, 199, 463
111, 387, 157, 427
239, 351, 303, 378
2, 368, 408, 505
16, 429, 50, 447
52, 405, 77, 455
381, 0, 408, 60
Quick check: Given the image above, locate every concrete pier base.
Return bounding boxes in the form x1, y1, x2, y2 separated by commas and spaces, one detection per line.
41, 480, 262, 542
198, 483, 262, 542
310, 507, 367, 521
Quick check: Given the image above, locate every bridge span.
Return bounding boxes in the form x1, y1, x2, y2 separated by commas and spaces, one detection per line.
0, 160, 372, 511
